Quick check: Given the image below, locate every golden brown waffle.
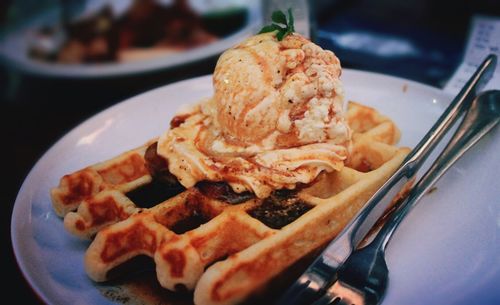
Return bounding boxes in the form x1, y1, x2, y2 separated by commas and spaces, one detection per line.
51, 101, 410, 305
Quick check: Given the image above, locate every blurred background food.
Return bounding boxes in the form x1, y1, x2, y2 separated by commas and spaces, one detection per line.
29, 0, 222, 64
1, 0, 499, 304
0, 0, 259, 78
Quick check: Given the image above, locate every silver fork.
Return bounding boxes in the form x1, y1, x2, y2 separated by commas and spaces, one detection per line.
311, 90, 500, 305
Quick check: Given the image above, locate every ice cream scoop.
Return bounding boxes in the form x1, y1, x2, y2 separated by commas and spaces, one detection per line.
157, 32, 351, 198
212, 32, 348, 149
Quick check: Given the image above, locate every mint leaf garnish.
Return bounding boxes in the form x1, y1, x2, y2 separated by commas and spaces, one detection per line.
259, 24, 282, 34
272, 10, 287, 25
258, 8, 295, 41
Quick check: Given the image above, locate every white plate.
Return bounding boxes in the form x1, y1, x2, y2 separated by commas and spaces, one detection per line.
0, 2, 262, 78
11, 70, 500, 305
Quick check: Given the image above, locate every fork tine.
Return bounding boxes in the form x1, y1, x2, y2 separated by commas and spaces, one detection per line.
311, 281, 365, 305
310, 289, 339, 305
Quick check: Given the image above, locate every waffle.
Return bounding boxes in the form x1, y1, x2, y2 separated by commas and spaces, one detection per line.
51, 101, 410, 305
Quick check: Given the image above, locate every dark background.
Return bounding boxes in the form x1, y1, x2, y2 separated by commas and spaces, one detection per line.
2, 0, 499, 304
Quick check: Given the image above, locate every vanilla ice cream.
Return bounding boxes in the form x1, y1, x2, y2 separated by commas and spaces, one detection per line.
157, 32, 351, 198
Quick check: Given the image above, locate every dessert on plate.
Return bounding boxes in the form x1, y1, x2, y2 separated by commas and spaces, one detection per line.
51, 12, 409, 305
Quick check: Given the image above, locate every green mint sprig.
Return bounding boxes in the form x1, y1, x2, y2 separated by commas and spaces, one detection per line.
258, 8, 295, 41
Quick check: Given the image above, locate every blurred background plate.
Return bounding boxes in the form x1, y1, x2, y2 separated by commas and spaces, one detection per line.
0, 0, 262, 79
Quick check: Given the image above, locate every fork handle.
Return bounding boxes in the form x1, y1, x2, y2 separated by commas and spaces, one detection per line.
371, 90, 500, 252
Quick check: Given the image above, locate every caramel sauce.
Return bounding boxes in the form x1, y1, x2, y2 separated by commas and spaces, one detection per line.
170, 114, 190, 129
288, 102, 309, 121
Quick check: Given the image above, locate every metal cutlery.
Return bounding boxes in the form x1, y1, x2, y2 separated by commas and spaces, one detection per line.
276, 54, 497, 305
311, 89, 500, 305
